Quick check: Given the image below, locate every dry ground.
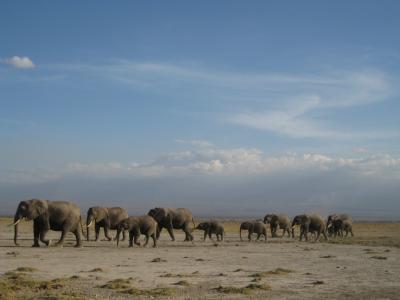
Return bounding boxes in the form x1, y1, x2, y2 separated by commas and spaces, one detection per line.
1, 218, 399, 299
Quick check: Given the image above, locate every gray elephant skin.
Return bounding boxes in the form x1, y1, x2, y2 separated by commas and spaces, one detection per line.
240, 221, 267, 242
196, 221, 225, 241
12, 199, 85, 247
86, 206, 128, 241
147, 207, 195, 241
291, 214, 328, 242
116, 215, 158, 248
326, 214, 353, 237
330, 218, 354, 237
263, 214, 292, 238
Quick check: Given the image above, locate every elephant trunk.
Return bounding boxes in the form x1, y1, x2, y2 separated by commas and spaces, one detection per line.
13, 212, 21, 246
86, 215, 93, 241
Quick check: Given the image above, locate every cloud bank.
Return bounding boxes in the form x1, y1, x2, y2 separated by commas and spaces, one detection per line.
1, 141, 399, 219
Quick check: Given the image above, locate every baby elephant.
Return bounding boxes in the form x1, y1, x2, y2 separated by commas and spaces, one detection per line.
116, 215, 158, 248
240, 221, 267, 242
196, 221, 225, 241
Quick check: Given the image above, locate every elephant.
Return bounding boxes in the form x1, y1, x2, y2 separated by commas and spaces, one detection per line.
12, 199, 85, 247
196, 221, 225, 241
291, 214, 328, 242
240, 221, 267, 242
331, 219, 354, 237
326, 214, 353, 237
263, 214, 292, 238
86, 206, 128, 241
116, 215, 158, 248
147, 207, 195, 241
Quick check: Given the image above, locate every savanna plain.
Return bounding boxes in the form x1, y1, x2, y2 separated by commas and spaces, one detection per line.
1, 218, 399, 300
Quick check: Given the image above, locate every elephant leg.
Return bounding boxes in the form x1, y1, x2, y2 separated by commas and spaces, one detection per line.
104, 226, 112, 241
167, 226, 175, 241
248, 231, 252, 242
322, 231, 328, 241
183, 224, 193, 241
73, 229, 82, 247
122, 229, 126, 241
55, 228, 68, 246
151, 233, 157, 247
38, 223, 51, 247
203, 231, 207, 241
134, 234, 141, 246
156, 226, 162, 240
143, 235, 150, 247
32, 221, 40, 247
315, 231, 321, 242
95, 223, 101, 241
129, 231, 134, 247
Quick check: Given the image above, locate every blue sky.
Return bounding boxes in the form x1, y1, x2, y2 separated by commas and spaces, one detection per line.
1, 1, 399, 218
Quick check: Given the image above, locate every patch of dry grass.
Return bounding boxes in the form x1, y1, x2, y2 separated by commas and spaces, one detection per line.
0, 268, 74, 300
250, 268, 294, 278
214, 283, 271, 295
122, 287, 177, 296
100, 278, 131, 289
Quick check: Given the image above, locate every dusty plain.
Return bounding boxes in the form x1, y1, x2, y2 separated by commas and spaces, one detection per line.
1, 218, 399, 299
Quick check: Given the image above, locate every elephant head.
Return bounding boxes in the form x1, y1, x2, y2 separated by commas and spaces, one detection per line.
86, 206, 110, 241
263, 214, 277, 224
291, 215, 309, 237
116, 218, 130, 247
12, 199, 49, 246
195, 222, 209, 231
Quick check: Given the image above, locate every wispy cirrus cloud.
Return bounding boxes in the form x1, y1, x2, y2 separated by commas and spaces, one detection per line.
47, 60, 397, 140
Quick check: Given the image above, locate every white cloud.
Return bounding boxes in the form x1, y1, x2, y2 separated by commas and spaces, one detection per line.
2, 56, 35, 69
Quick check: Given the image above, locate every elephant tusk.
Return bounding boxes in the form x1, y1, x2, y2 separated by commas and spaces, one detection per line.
87, 220, 94, 227
291, 225, 296, 229
9, 219, 21, 227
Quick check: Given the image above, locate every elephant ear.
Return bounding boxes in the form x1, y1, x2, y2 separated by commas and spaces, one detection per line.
35, 200, 50, 231
152, 208, 167, 222
104, 208, 111, 228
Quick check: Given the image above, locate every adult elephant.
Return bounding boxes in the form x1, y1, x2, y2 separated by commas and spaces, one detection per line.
147, 207, 195, 241
86, 206, 128, 241
326, 214, 353, 237
263, 214, 291, 238
291, 214, 328, 242
12, 199, 84, 247
240, 221, 267, 242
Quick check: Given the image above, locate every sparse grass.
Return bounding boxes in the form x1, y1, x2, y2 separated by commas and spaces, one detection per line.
0, 268, 72, 300
122, 287, 177, 296
15, 267, 37, 272
214, 283, 271, 295
87, 268, 104, 272
250, 268, 294, 278
174, 280, 190, 286
100, 278, 131, 289
370, 256, 387, 260
320, 255, 336, 258
160, 272, 195, 278
151, 257, 167, 263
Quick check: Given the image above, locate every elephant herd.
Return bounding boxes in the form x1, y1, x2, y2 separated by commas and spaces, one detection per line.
10, 199, 353, 248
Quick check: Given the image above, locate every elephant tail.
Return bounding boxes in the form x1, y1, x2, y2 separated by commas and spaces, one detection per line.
80, 216, 87, 239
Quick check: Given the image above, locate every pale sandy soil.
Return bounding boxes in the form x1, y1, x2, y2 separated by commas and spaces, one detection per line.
1, 219, 399, 299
